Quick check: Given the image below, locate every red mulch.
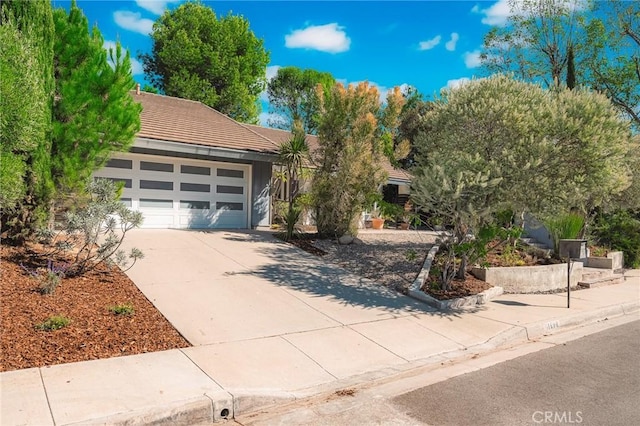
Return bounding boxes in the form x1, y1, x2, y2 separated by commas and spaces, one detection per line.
422, 272, 492, 300
0, 245, 190, 372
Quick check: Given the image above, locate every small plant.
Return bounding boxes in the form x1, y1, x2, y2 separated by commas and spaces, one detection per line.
544, 213, 585, 256
281, 205, 302, 241
109, 303, 135, 316
35, 315, 70, 331
405, 249, 418, 261
589, 245, 608, 257
38, 178, 144, 277
21, 260, 68, 294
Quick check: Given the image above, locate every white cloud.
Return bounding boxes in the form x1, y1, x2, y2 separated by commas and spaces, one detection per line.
259, 112, 287, 128
446, 77, 470, 89
135, 0, 181, 15
464, 50, 482, 68
418, 35, 441, 51
473, 0, 587, 26
266, 65, 281, 81
472, 0, 512, 26
104, 40, 143, 75
285, 23, 351, 53
445, 33, 459, 51
114, 11, 154, 35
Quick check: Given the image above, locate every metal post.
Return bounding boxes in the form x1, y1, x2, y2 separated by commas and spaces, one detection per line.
567, 257, 571, 308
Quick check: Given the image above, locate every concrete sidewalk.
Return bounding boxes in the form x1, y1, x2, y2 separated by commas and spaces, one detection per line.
1, 230, 639, 425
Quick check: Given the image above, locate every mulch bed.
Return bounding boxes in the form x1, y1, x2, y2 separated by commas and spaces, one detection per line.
274, 233, 327, 256
423, 272, 492, 300
0, 245, 190, 372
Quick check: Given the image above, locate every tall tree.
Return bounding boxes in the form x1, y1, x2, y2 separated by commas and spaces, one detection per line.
312, 83, 404, 237
0, 0, 54, 240
52, 1, 141, 197
480, 0, 584, 88
566, 44, 576, 89
140, 1, 269, 123
480, 0, 639, 130
582, 0, 639, 129
266, 66, 335, 134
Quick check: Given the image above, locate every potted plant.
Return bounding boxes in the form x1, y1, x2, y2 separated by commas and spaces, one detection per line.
370, 206, 385, 230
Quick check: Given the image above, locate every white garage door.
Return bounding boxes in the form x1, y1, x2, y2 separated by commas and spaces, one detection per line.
94, 154, 250, 229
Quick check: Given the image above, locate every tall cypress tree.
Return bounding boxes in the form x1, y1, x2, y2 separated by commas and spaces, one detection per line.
0, 0, 55, 241
52, 1, 141, 197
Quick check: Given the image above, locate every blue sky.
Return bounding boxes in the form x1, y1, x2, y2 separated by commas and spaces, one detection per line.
54, 0, 515, 125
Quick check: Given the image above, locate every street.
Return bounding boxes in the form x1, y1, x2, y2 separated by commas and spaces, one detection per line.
393, 319, 640, 425
236, 318, 640, 426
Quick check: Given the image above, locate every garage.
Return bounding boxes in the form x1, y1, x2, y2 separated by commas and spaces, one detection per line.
94, 153, 251, 229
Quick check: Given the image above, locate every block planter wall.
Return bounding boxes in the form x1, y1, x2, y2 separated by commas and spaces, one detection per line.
471, 262, 583, 293
587, 251, 624, 270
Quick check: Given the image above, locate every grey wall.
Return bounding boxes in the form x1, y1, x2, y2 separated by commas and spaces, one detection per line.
252, 161, 272, 227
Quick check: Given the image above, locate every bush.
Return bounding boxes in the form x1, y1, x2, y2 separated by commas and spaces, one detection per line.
544, 213, 584, 255
21, 260, 68, 294
35, 315, 70, 331
592, 210, 640, 268
38, 178, 144, 277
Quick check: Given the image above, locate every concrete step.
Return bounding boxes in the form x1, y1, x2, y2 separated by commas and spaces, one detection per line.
581, 267, 613, 281
578, 274, 625, 289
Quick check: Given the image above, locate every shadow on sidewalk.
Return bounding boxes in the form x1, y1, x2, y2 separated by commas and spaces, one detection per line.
230, 237, 487, 319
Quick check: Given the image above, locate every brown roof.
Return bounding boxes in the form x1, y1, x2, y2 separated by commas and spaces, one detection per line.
244, 124, 412, 183
132, 92, 279, 154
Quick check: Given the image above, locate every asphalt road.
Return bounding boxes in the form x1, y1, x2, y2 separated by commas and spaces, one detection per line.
393, 320, 640, 426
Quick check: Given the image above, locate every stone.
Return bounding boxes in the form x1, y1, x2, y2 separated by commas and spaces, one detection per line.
338, 235, 354, 245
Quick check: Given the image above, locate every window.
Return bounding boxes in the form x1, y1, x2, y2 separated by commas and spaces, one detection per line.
216, 202, 243, 211
181, 183, 210, 192
217, 185, 243, 194
139, 199, 173, 208
180, 200, 210, 209
140, 161, 174, 172
140, 180, 173, 190
105, 158, 133, 169
217, 168, 244, 178
181, 165, 210, 175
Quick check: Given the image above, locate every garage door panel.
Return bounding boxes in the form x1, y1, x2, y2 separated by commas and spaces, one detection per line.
94, 154, 249, 229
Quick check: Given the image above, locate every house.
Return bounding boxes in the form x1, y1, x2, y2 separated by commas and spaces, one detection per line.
94, 90, 412, 229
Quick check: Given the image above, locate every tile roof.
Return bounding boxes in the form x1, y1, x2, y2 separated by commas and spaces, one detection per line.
131, 91, 411, 183
132, 91, 279, 154
244, 124, 412, 183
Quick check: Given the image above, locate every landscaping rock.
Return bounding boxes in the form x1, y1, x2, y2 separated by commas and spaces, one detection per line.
338, 235, 354, 245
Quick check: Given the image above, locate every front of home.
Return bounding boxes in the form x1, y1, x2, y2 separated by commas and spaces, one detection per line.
94, 90, 411, 229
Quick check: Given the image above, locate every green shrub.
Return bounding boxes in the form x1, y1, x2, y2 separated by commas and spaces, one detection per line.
35, 315, 70, 331
545, 213, 584, 255
109, 303, 135, 316
593, 210, 640, 268
38, 179, 144, 277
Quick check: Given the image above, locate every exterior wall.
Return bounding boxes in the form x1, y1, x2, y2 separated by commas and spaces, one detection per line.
251, 161, 272, 228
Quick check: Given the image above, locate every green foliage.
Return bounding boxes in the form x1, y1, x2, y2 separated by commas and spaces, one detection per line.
405, 249, 418, 262
52, 3, 141, 196
140, 1, 269, 123
21, 259, 67, 295
109, 303, 135, 316
39, 179, 144, 277
141, 84, 158, 94
0, 0, 55, 240
480, 0, 639, 130
35, 315, 70, 331
267, 66, 336, 133
592, 210, 640, 268
545, 213, 585, 255
281, 205, 302, 242
312, 83, 403, 238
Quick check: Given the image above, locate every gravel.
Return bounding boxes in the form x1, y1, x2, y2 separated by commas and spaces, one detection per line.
312, 229, 439, 290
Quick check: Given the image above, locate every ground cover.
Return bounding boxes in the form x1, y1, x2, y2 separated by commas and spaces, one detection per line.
0, 245, 189, 372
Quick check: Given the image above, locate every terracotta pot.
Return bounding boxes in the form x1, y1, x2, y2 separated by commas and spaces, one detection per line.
399, 222, 409, 230
371, 218, 384, 230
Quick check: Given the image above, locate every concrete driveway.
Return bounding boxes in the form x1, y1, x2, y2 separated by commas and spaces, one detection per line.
123, 229, 433, 347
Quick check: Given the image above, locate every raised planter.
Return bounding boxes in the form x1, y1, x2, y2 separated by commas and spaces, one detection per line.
471, 262, 583, 293
587, 251, 624, 270
407, 246, 503, 310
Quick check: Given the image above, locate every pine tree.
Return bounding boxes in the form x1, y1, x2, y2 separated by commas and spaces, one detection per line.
566, 44, 576, 89
51, 1, 141, 197
0, 0, 55, 241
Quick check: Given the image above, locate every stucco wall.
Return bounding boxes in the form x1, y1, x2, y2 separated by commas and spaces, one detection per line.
251, 161, 271, 228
